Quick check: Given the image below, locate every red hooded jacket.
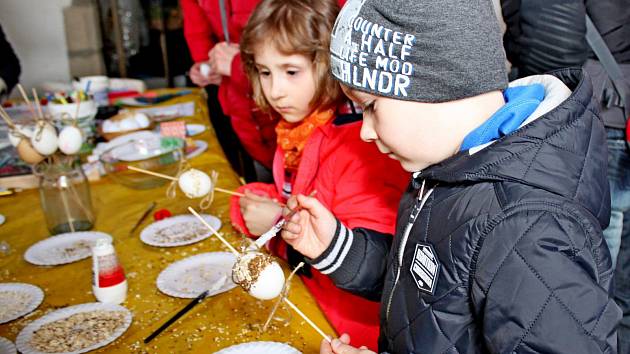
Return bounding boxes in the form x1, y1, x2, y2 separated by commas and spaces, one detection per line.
230, 114, 409, 350
180, 0, 276, 167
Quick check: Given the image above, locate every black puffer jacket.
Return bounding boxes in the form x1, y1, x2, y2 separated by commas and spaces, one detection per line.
308, 69, 621, 353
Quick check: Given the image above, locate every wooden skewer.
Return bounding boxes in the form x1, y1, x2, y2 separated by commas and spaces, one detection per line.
189, 206, 332, 342
126, 166, 245, 197
284, 298, 332, 342
188, 207, 239, 255
16, 84, 38, 121
126, 165, 178, 181
0, 106, 16, 128
32, 88, 45, 120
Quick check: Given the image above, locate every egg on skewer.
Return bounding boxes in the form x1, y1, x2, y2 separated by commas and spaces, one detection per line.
58, 125, 83, 155
30, 122, 58, 155
178, 169, 213, 198
232, 252, 285, 300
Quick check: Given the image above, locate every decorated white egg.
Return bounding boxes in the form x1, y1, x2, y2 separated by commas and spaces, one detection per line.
178, 169, 213, 198
232, 252, 285, 300
30, 123, 58, 155
58, 125, 83, 155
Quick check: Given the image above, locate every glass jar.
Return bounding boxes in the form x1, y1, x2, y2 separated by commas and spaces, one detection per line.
35, 159, 95, 234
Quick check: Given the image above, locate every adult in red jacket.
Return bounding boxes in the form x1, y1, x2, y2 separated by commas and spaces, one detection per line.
180, 0, 277, 170
230, 111, 409, 350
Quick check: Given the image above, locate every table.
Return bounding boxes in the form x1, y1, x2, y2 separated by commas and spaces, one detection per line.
0, 90, 334, 353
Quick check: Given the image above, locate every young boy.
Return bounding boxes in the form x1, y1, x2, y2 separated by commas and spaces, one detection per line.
280, 0, 622, 353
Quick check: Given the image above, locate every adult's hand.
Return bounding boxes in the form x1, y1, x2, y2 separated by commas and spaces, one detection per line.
208, 42, 240, 77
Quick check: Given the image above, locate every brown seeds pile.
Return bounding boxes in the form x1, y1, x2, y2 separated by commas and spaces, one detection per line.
29, 310, 126, 353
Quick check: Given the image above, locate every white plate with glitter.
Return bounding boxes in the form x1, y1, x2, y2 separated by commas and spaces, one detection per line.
24, 232, 113, 266
157, 252, 237, 298
140, 214, 221, 247
0, 283, 44, 324
16, 302, 132, 354
213, 341, 301, 354
0, 337, 16, 354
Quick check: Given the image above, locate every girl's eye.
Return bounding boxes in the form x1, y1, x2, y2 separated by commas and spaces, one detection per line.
287, 70, 298, 76
258, 69, 270, 77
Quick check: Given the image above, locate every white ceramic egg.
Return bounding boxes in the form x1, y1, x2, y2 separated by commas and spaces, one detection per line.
200, 63, 211, 77
178, 169, 213, 198
133, 112, 150, 128
8, 124, 33, 147
30, 123, 58, 155
248, 261, 285, 300
58, 125, 83, 155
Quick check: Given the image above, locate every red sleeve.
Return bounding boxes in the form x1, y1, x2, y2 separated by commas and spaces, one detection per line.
229, 182, 281, 237
180, 0, 215, 62
317, 130, 409, 234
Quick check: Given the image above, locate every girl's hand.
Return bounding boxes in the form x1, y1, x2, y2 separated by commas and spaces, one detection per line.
239, 190, 282, 236
208, 42, 240, 77
281, 194, 336, 259
320, 334, 375, 354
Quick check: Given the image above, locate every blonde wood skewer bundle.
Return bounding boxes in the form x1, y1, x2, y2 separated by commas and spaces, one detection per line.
126, 165, 245, 197
187, 206, 332, 342
16, 84, 39, 121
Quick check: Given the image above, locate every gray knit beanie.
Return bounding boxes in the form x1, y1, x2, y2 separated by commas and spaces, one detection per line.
330, 0, 509, 102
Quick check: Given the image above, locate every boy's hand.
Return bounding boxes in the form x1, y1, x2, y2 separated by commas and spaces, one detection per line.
239, 190, 283, 236
208, 42, 240, 77
320, 334, 375, 354
281, 194, 336, 259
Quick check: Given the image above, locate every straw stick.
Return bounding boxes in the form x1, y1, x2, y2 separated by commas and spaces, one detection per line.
188, 207, 239, 255
0, 106, 15, 128
17, 84, 38, 121
283, 298, 331, 342
214, 187, 245, 197
32, 88, 45, 120
126, 166, 178, 181
74, 90, 82, 120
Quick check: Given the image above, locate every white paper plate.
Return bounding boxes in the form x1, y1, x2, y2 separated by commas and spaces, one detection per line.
0, 283, 44, 324
157, 252, 237, 298
186, 124, 207, 137
0, 337, 16, 354
24, 232, 113, 266
186, 140, 208, 159
214, 341, 301, 354
140, 214, 221, 247
16, 302, 132, 354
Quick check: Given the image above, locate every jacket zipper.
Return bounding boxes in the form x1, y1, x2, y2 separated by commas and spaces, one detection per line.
385, 180, 434, 322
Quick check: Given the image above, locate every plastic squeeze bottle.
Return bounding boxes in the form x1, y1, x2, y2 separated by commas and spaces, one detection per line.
92, 238, 127, 304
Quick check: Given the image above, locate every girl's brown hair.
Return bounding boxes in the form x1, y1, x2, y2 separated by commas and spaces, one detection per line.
240, 0, 342, 114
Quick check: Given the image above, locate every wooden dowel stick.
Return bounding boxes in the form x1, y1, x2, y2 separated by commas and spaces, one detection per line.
32, 88, 45, 120
0, 106, 15, 128
284, 298, 331, 342
126, 165, 178, 181
17, 84, 38, 121
214, 187, 245, 197
188, 207, 239, 255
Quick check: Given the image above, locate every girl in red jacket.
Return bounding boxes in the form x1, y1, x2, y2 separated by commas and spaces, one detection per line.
229, 0, 409, 349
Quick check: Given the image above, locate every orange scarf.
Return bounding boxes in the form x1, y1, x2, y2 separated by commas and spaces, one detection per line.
275, 109, 334, 172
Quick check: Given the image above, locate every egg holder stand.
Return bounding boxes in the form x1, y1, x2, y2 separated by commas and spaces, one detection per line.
188, 207, 332, 342
0, 87, 92, 233
126, 163, 245, 210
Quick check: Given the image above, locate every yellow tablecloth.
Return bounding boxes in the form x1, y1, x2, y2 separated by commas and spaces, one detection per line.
0, 90, 333, 353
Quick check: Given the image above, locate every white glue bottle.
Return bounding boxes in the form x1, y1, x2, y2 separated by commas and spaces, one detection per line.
92, 238, 128, 304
